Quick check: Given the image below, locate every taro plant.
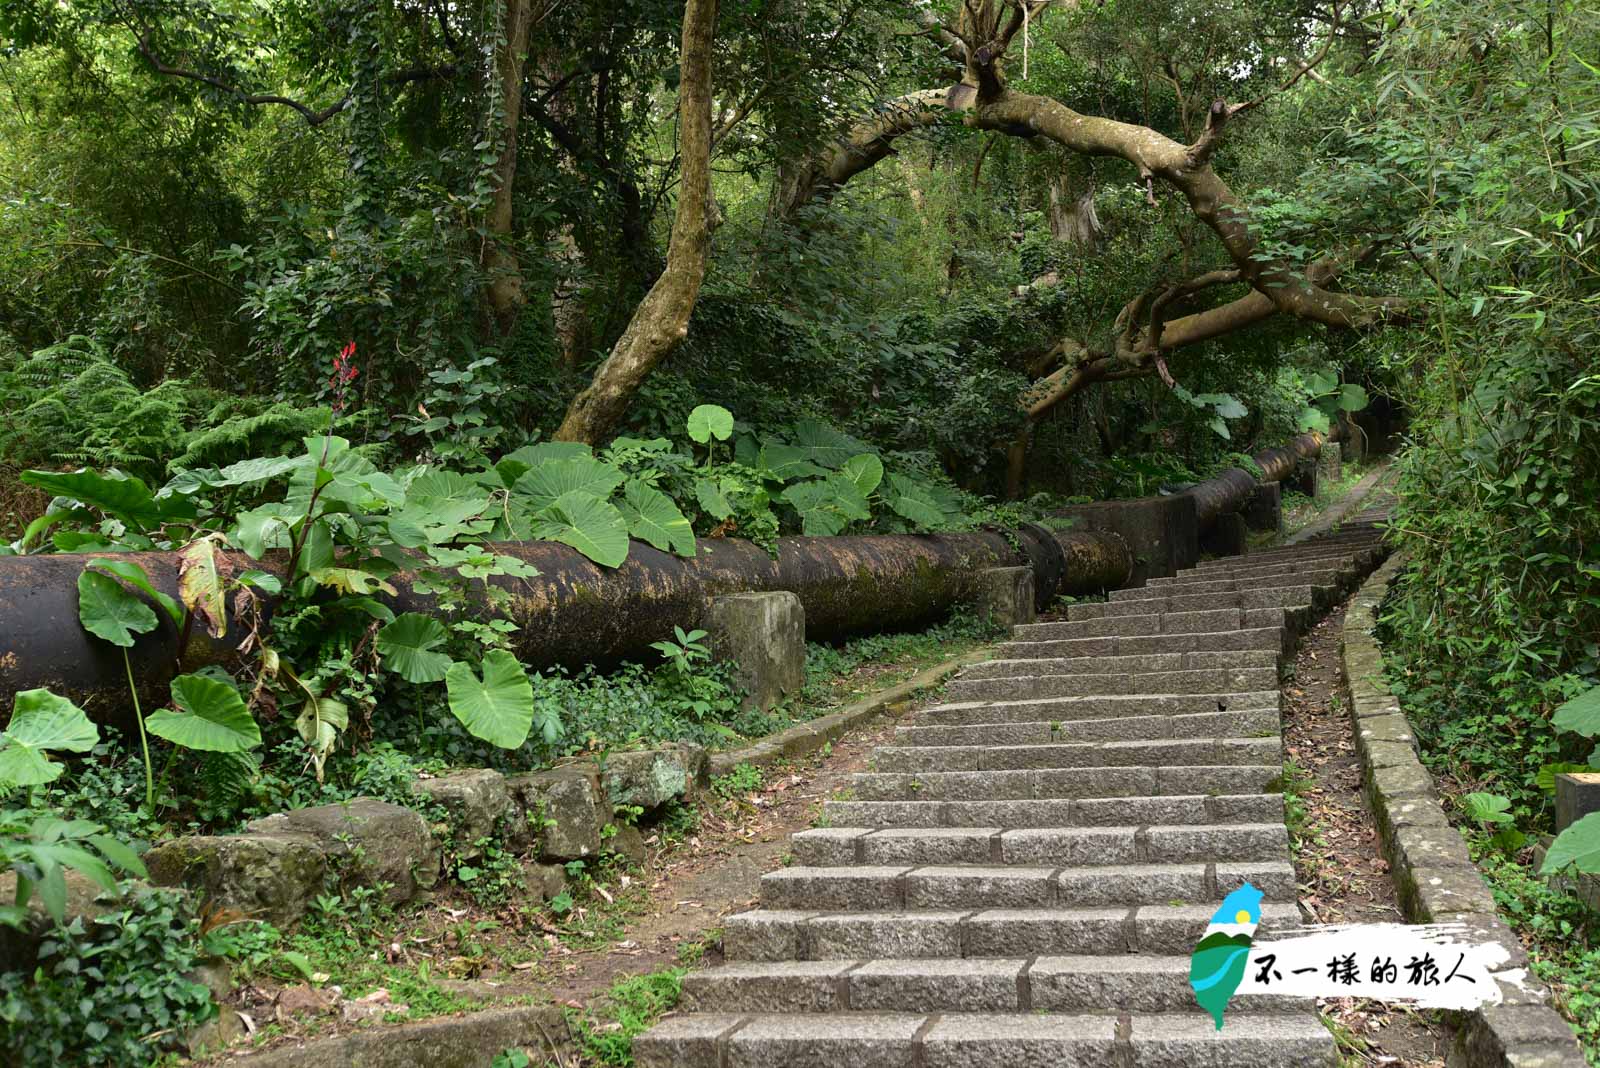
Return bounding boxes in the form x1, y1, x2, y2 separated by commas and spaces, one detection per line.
1461, 792, 1527, 855
1538, 684, 1600, 877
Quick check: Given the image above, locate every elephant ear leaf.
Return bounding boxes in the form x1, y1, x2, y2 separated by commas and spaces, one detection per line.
841, 454, 884, 497
77, 568, 160, 648
1540, 812, 1600, 876
0, 689, 99, 788
146, 674, 262, 753
530, 491, 631, 568
376, 612, 454, 683
618, 481, 697, 557
1553, 684, 1600, 738
445, 650, 535, 749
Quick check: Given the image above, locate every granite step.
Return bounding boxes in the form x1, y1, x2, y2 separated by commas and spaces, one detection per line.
994, 627, 1286, 660
1109, 569, 1342, 601
783, 821, 1290, 869
911, 691, 1280, 727
849, 763, 1283, 801
870, 736, 1281, 774
680, 955, 1313, 1014
894, 706, 1280, 747
960, 648, 1277, 680
1011, 607, 1295, 643
722, 902, 1306, 960
637, 1011, 1337, 1068
819, 792, 1284, 830
943, 665, 1279, 701
1067, 584, 1327, 620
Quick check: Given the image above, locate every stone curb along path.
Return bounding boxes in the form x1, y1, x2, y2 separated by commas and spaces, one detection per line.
636, 505, 1399, 1067
1343, 557, 1589, 1068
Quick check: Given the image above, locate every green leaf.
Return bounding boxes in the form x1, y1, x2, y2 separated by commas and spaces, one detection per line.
840, 454, 884, 496
1297, 406, 1332, 434
686, 404, 734, 444
1553, 685, 1600, 738
295, 696, 348, 781
884, 475, 949, 529
757, 443, 828, 481
77, 569, 159, 648
445, 650, 535, 749
1540, 812, 1600, 876
514, 457, 625, 512
791, 420, 873, 469
783, 478, 870, 537
376, 613, 454, 683
1462, 791, 1514, 825
146, 674, 262, 753
618, 482, 697, 557
1536, 763, 1592, 792
307, 567, 398, 597
19, 469, 173, 529
1211, 394, 1248, 420
232, 506, 297, 558
211, 455, 304, 487
1338, 383, 1370, 412
694, 479, 733, 520
0, 690, 99, 788
85, 559, 182, 626
1207, 415, 1231, 440
530, 492, 631, 568
87, 834, 147, 880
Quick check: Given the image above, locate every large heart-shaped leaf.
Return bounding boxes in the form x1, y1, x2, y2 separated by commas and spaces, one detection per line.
1553, 684, 1600, 738
77, 568, 159, 648
757, 443, 829, 482
841, 454, 884, 497
694, 479, 733, 521
85, 559, 182, 626
618, 482, 697, 557
530, 491, 630, 568
792, 420, 872, 469
376, 612, 454, 683
514, 458, 625, 512
20, 469, 175, 529
232, 505, 299, 559
783, 478, 870, 537
1338, 383, 1370, 412
884, 475, 948, 529
0, 690, 99, 787
686, 404, 734, 444
1540, 812, 1600, 876
146, 674, 262, 753
445, 650, 535, 749
211, 455, 305, 487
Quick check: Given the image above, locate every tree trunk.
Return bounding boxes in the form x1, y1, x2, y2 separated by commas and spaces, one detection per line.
485, 0, 535, 334
551, 0, 719, 443
1048, 173, 1099, 248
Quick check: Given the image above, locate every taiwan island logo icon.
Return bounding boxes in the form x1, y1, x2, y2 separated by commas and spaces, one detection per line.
1189, 881, 1525, 1029
1188, 882, 1262, 1029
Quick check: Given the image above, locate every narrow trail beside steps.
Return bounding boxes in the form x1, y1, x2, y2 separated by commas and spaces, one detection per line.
637, 501, 1396, 1067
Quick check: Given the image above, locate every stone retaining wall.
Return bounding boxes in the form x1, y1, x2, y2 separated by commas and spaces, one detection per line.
1342, 556, 1588, 1067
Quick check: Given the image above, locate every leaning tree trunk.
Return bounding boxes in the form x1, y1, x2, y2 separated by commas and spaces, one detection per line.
485, 0, 535, 334
551, 0, 719, 444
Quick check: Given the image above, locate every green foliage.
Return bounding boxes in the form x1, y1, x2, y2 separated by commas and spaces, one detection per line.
146, 673, 262, 753
0, 690, 98, 788
711, 763, 763, 799
0, 811, 147, 928
568, 967, 686, 1066
444, 650, 541, 750
0, 886, 214, 1066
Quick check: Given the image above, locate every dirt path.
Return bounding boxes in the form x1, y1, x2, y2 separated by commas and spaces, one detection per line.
537, 716, 899, 1006
1283, 603, 1450, 1066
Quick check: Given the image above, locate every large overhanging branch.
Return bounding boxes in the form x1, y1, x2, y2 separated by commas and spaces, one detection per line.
131, 30, 459, 127
776, 88, 956, 218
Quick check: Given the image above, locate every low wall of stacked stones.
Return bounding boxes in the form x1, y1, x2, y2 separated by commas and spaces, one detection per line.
1342, 556, 1587, 1067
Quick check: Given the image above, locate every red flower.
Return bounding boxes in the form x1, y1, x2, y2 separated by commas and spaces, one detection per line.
329, 342, 359, 411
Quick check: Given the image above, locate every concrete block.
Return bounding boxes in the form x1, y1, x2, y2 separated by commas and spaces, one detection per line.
1057, 494, 1200, 583
922, 1013, 1120, 1068
1200, 512, 1248, 559
412, 768, 511, 857
602, 745, 704, 810
245, 798, 438, 905
1243, 481, 1282, 535
1555, 771, 1600, 832
971, 565, 1036, 627
706, 591, 806, 710
848, 959, 1024, 1012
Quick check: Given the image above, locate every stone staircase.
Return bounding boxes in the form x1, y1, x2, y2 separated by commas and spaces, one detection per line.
636, 503, 1393, 1068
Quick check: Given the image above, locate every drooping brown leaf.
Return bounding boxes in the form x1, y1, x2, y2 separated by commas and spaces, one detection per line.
178, 532, 233, 639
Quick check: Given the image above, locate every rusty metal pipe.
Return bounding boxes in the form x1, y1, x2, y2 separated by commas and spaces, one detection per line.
0, 527, 1131, 728
1184, 425, 1345, 530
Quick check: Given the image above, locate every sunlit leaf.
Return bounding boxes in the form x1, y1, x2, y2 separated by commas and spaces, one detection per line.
445, 650, 535, 749
529, 491, 630, 568
147, 674, 262, 753
0, 690, 99, 787
376, 613, 453, 683
77, 569, 159, 648
618, 481, 697, 557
